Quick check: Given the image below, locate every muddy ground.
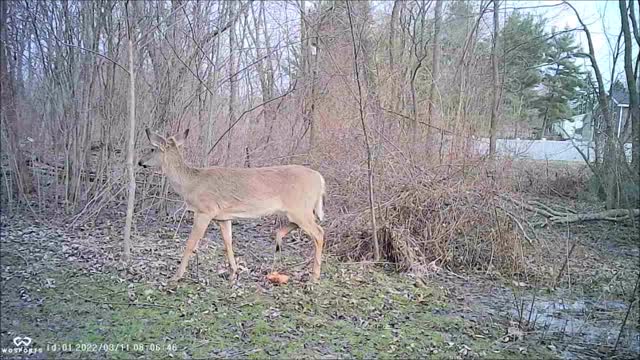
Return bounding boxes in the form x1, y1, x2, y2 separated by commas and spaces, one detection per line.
0, 205, 638, 359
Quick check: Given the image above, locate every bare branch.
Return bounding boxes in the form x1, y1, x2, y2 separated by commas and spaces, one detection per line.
206, 81, 297, 156
51, 33, 129, 75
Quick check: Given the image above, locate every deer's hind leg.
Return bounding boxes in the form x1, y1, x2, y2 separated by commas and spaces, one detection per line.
275, 223, 298, 252
172, 212, 212, 282
271, 222, 298, 271
289, 213, 325, 282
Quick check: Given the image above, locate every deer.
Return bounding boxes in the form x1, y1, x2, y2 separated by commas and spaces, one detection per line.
138, 128, 326, 283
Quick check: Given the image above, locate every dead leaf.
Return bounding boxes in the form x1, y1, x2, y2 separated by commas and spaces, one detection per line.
266, 272, 289, 285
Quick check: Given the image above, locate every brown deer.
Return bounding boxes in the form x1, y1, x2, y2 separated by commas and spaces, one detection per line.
138, 129, 326, 282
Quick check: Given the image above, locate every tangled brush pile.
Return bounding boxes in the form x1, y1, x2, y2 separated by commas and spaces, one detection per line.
323, 156, 528, 275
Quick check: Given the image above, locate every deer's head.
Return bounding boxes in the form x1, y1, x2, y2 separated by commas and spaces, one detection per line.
138, 128, 189, 168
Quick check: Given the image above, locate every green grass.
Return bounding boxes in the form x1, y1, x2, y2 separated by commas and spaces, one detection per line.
1, 252, 557, 359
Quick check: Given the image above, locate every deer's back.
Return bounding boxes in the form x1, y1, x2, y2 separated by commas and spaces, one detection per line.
184, 165, 324, 219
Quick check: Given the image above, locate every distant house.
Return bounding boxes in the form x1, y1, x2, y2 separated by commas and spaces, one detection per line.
611, 88, 631, 140
551, 88, 632, 143
551, 113, 593, 141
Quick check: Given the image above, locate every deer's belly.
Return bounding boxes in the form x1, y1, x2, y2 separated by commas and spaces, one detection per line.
186, 192, 284, 220
215, 203, 282, 220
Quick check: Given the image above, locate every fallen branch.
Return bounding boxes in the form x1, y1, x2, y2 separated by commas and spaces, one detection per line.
500, 194, 639, 225
529, 200, 577, 215
500, 194, 556, 218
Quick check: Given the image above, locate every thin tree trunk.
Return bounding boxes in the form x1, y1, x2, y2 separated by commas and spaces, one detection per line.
427, 0, 443, 128
206, 2, 226, 154
389, 0, 400, 70
301, 0, 319, 151
388, 0, 402, 113
123, 7, 137, 262
489, 0, 500, 156
225, 2, 237, 165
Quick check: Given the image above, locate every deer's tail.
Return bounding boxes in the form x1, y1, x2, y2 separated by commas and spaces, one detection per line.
314, 176, 325, 222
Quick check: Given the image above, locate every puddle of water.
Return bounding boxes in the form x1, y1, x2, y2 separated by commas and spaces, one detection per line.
511, 297, 639, 349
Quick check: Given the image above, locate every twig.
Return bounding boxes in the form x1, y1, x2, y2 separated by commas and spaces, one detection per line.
613, 271, 640, 352
445, 266, 468, 280
497, 205, 534, 244
555, 241, 577, 287
51, 33, 129, 74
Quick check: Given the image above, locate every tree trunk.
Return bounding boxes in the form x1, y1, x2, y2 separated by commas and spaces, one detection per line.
565, 3, 616, 208
388, 0, 402, 113
123, 7, 137, 262
620, 0, 640, 179
225, 2, 237, 165
489, 0, 500, 156
427, 0, 443, 127
301, 0, 319, 151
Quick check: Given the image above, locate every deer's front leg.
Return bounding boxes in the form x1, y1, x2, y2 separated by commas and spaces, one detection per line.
171, 212, 211, 282
218, 220, 238, 281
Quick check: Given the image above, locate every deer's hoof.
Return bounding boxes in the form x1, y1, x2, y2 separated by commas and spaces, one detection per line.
228, 272, 239, 284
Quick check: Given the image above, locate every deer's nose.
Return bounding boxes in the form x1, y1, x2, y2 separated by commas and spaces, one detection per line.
138, 160, 144, 166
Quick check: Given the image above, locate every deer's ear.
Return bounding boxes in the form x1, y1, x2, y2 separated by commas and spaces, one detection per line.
146, 128, 166, 148
173, 128, 189, 147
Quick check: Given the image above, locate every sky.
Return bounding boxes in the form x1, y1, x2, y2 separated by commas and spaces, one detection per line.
519, 0, 634, 88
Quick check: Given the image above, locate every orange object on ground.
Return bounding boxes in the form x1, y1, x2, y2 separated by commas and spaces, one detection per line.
266, 272, 289, 285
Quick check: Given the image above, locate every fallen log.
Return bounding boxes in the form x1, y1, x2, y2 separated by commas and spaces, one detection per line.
547, 209, 639, 224
499, 194, 639, 225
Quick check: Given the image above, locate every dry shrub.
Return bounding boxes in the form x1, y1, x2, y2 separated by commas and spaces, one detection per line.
313, 132, 528, 276
505, 159, 590, 199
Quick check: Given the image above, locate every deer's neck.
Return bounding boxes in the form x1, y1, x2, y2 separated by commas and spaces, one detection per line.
162, 150, 194, 197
